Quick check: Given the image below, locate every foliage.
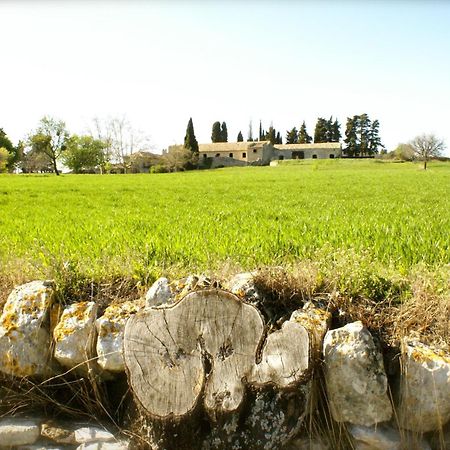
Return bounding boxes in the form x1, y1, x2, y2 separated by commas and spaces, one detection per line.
344, 114, 383, 156
221, 121, 228, 143
211, 121, 222, 143
409, 133, 446, 170
237, 131, 243, 142
28, 116, 69, 175
313, 118, 329, 143
184, 118, 199, 153
0, 147, 9, 173
390, 143, 415, 161
62, 135, 108, 173
298, 121, 312, 144
162, 145, 198, 171
0, 160, 448, 283
285, 127, 298, 144
0, 129, 21, 171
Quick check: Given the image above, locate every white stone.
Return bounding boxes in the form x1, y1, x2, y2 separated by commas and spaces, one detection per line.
145, 277, 172, 307
74, 426, 115, 443
53, 302, 97, 369
96, 301, 142, 372
349, 424, 401, 450
226, 272, 260, 303
0, 281, 54, 377
397, 341, 450, 432
76, 442, 129, 450
323, 321, 392, 426
17, 444, 65, 450
0, 418, 40, 446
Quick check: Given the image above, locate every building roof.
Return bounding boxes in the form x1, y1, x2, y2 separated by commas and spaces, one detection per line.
275, 143, 341, 150
199, 141, 271, 152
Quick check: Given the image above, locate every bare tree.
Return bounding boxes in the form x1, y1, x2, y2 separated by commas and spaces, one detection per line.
88, 116, 151, 173
409, 134, 446, 170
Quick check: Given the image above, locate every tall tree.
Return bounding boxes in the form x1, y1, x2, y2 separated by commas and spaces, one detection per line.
409, 134, 446, 170
266, 126, 276, 144
298, 121, 312, 144
184, 118, 199, 153
29, 116, 69, 175
344, 116, 358, 157
247, 120, 254, 142
368, 120, 383, 155
331, 118, 341, 142
237, 131, 243, 142
314, 118, 328, 143
259, 120, 263, 141
211, 121, 222, 143
358, 113, 371, 156
285, 127, 298, 144
221, 122, 228, 143
276, 131, 282, 145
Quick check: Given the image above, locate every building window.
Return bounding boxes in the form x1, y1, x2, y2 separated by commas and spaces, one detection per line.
329, 154, 335, 159
312, 154, 317, 159
242, 152, 247, 158
229, 153, 233, 158
215, 153, 220, 157
203, 154, 207, 159
292, 151, 304, 159
253, 149, 257, 153
278, 155, 284, 160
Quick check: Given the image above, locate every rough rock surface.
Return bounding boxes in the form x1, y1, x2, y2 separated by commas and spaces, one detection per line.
74, 426, 115, 443
226, 272, 260, 304
0, 281, 54, 377
323, 321, 392, 426
397, 341, 450, 432
348, 424, 401, 450
76, 442, 129, 450
145, 277, 172, 307
41, 422, 76, 444
53, 302, 97, 369
0, 418, 41, 446
96, 300, 142, 372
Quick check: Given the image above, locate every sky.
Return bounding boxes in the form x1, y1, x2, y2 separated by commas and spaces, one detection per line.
1, 0, 450, 155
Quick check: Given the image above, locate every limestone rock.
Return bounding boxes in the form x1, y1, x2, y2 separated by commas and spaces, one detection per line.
0, 418, 40, 446
41, 422, 76, 444
226, 272, 260, 304
74, 426, 115, 443
96, 300, 142, 372
145, 277, 172, 307
76, 442, 129, 450
397, 341, 450, 432
0, 280, 54, 377
16, 444, 66, 450
53, 302, 97, 369
348, 424, 401, 450
323, 321, 392, 426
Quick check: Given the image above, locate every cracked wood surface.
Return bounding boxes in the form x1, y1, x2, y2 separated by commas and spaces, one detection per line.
123, 289, 309, 420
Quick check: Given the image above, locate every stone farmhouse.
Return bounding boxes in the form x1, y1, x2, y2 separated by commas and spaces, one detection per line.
199, 141, 341, 168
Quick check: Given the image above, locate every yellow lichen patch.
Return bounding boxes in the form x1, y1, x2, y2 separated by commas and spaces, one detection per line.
1, 352, 36, 377
53, 302, 96, 342
410, 344, 450, 365
102, 300, 142, 321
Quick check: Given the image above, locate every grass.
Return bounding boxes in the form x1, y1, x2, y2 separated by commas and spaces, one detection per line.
0, 160, 448, 285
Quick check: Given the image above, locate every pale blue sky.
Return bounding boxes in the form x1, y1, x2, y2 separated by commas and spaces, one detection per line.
1, 1, 450, 155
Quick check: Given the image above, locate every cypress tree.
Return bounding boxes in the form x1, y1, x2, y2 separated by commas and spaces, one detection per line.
247, 120, 254, 142
276, 131, 282, 145
266, 126, 276, 144
184, 118, 199, 153
211, 121, 222, 143
259, 121, 263, 141
313, 118, 328, 143
221, 122, 228, 143
237, 131, 243, 142
285, 127, 298, 144
344, 116, 358, 157
298, 121, 312, 144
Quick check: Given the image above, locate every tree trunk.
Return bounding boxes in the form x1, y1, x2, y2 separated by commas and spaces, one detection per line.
123, 289, 312, 449
52, 156, 60, 176
424, 158, 427, 170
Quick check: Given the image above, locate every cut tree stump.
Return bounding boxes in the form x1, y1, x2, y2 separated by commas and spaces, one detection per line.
123, 289, 310, 423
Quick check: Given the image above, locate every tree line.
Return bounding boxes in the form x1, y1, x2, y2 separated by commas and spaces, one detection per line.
208, 114, 383, 156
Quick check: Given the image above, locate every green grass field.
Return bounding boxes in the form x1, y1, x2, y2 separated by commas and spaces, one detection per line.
0, 160, 449, 287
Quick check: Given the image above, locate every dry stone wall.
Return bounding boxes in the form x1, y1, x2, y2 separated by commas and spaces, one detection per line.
0, 275, 449, 449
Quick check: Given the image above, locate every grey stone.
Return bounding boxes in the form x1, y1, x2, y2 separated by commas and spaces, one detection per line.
397, 341, 450, 432
0, 418, 40, 446
74, 426, 114, 443
145, 277, 172, 307
226, 272, 260, 304
348, 424, 401, 450
323, 321, 392, 426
